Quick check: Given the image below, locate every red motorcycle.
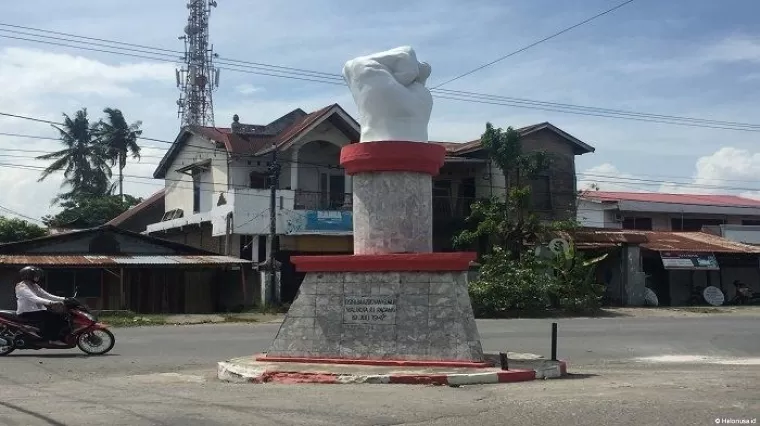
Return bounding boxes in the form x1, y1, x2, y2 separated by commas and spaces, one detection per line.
0, 292, 115, 356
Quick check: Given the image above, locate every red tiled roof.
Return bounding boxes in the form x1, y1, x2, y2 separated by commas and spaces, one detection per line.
189, 104, 351, 156
581, 191, 760, 208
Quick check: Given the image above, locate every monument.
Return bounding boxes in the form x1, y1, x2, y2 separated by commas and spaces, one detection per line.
259, 46, 485, 364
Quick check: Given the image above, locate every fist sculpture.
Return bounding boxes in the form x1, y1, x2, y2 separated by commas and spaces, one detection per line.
342, 46, 433, 143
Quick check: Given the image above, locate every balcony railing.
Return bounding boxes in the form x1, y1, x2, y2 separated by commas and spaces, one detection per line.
294, 190, 352, 211
433, 196, 476, 220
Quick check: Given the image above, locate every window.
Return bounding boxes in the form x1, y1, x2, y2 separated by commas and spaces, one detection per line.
250, 171, 269, 189
671, 218, 724, 231
529, 175, 552, 211
622, 217, 652, 230
192, 171, 201, 213
742, 219, 760, 226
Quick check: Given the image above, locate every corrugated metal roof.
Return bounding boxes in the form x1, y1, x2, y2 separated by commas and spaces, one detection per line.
573, 229, 760, 254
640, 231, 760, 253
0, 255, 252, 267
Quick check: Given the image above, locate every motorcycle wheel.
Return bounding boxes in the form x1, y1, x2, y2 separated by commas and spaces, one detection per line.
77, 329, 115, 356
0, 342, 15, 356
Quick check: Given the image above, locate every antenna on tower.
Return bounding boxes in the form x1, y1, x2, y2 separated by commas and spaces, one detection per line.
176, 0, 220, 128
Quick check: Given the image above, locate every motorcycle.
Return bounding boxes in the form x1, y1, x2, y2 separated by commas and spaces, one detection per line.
0, 290, 115, 356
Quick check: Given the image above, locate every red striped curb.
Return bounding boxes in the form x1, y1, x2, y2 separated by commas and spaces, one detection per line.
218, 360, 567, 386
254, 354, 494, 369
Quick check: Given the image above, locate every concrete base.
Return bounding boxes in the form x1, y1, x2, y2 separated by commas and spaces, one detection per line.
218, 354, 568, 386
262, 268, 484, 362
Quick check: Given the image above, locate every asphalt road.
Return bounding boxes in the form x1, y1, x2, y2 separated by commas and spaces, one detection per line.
1, 315, 759, 425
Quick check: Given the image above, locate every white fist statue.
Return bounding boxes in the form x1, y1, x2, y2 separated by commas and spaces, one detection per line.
342, 46, 433, 143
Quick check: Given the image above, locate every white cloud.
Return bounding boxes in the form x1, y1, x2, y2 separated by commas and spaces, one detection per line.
235, 84, 262, 95
577, 163, 651, 193
0, 47, 173, 100
580, 147, 760, 198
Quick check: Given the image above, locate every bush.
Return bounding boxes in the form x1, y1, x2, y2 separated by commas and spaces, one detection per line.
468, 245, 607, 317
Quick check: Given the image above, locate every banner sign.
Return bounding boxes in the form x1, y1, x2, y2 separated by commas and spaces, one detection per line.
660, 252, 719, 270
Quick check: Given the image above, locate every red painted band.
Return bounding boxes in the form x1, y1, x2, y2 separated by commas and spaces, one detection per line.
340, 141, 446, 176
496, 370, 536, 382
290, 252, 477, 273
389, 374, 448, 385
255, 354, 494, 368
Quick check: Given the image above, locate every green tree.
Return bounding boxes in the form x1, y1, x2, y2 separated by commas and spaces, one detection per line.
36, 108, 113, 203
0, 216, 47, 243
454, 123, 552, 260
94, 108, 142, 201
42, 194, 142, 229
456, 122, 607, 316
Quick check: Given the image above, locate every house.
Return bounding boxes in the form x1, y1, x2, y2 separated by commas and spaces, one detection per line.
145, 104, 359, 304
0, 225, 251, 314
578, 191, 760, 244
571, 228, 760, 307
143, 107, 596, 305
430, 122, 596, 251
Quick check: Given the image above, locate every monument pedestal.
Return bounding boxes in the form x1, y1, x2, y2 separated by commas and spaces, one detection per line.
260, 253, 484, 363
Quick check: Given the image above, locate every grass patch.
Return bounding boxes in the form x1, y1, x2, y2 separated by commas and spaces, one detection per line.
101, 315, 168, 328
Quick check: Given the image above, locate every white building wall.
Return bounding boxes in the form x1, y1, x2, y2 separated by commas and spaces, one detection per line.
164, 134, 229, 215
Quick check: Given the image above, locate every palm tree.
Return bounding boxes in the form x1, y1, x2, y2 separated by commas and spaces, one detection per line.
36, 108, 113, 203
94, 108, 142, 201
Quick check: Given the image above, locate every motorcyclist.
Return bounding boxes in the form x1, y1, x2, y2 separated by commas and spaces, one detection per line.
15, 266, 68, 344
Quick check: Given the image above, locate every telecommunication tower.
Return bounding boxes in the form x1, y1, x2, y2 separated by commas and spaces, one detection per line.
176, 0, 221, 127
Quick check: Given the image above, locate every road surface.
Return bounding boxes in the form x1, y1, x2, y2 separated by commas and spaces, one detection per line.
0, 315, 758, 425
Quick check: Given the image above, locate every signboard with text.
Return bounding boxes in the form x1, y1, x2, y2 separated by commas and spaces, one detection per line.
660, 252, 719, 270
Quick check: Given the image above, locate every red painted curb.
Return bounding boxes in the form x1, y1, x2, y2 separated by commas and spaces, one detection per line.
255, 354, 494, 369
340, 141, 446, 176
290, 252, 478, 272
496, 370, 536, 382
389, 374, 448, 385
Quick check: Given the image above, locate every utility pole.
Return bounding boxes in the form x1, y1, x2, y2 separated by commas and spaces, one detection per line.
266, 144, 281, 305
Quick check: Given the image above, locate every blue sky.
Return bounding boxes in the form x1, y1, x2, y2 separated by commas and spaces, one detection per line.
1, 0, 760, 221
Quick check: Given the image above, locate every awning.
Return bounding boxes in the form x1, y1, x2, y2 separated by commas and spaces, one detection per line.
0, 255, 252, 267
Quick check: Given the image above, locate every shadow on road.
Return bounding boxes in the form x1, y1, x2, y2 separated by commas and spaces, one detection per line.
0, 400, 67, 426
8, 353, 119, 359
562, 373, 598, 380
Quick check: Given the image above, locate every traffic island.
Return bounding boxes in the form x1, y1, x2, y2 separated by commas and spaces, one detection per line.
217, 354, 568, 385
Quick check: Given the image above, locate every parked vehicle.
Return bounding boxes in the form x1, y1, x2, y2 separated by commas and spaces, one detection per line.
730, 280, 760, 306
0, 292, 115, 356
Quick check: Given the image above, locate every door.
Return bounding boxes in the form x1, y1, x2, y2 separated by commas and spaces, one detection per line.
329, 175, 345, 209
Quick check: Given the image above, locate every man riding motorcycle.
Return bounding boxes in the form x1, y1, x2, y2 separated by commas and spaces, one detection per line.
15, 266, 69, 344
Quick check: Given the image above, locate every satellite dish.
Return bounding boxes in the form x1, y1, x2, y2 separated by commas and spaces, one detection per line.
548, 238, 570, 255
702, 286, 725, 306
644, 288, 659, 306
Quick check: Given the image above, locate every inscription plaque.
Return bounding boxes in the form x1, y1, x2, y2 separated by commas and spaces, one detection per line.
343, 296, 397, 324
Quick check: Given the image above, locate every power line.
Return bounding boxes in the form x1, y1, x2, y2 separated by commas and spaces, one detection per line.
2, 127, 760, 189
0, 203, 45, 224
431, 0, 638, 89
0, 157, 758, 196
4, 24, 760, 132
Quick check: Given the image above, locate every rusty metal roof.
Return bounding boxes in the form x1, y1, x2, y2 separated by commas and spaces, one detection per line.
0, 255, 252, 267
640, 231, 760, 253
570, 229, 760, 254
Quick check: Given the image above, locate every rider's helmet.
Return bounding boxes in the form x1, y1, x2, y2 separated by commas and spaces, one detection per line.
19, 266, 43, 283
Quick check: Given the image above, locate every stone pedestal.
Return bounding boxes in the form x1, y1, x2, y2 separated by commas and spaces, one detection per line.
263, 254, 483, 362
